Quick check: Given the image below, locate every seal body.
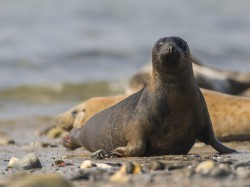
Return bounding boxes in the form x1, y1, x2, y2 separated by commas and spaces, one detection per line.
58, 89, 250, 141
55, 95, 126, 131
65, 36, 235, 156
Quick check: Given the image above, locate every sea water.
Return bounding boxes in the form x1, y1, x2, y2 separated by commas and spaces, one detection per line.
0, 0, 250, 120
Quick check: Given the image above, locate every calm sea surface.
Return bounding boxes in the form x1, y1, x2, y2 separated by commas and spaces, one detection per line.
0, 0, 250, 120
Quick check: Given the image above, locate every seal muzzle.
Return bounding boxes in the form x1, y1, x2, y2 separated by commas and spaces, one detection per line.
160, 44, 181, 67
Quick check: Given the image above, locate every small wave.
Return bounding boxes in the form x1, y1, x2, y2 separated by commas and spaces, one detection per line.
0, 81, 125, 104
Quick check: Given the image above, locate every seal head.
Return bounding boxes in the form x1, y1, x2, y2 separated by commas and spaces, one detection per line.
152, 37, 191, 74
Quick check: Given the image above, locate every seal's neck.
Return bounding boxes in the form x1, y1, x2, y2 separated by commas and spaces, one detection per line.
151, 64, 197, 92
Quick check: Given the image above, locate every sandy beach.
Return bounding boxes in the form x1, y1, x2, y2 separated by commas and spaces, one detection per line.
0, 118, 249, 187
1, 1, 250, 187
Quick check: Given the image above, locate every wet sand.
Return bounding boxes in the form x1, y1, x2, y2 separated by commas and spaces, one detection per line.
0, 118, 250, 187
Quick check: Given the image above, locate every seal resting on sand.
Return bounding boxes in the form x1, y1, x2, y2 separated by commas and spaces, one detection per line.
55, 95, 127, 131
127, 59, 250, 96
56, 89, 250, 141
63, 36, 236, 157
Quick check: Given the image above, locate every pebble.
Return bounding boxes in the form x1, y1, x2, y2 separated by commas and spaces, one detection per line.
173, 154, 201, 162
80, 160, 96, 169
218, 163, 230, 170
0, 136, 15, 145
96, 163, 112, 169
122, 162, 142, 174
7, 174, 74, 187
7, 153, 42, 170
166, 163, 187, 171
109, 169, 129, 183
80, 160, 112, 170
67, 168, 109, 181
236, 167, 250, 179
104, 162, 122, 167
195, 160, 216, 175
148, 161, 165, 171
109, 162, 141, 183
7, 157, 20, 168
233, 161, 250, 169
69, 170, 92, 180
210, 168, 231, 178
216, 158, 236, 165
52, 160, 73, 167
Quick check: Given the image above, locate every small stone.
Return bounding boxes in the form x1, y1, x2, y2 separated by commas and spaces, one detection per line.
29, 141, 45, 148
109, 170, 129, 183
131, 162, 142, 174
80, 160, 96, 169
96, 163, 112, 169
122, 162, 134, 174
148, 161, 165, 171
210, 168, 231, 178
7, 173, 74, 187
61, 155, 70, 159
212, 155, 221, 160
105, 162, 122, 167
120, 162, 142, 174
217, 158, 236, 165
69, 170, 92, 181
7, 157, 20, 168
233, 161, 250, 169
218, 163, 230, 170
166, 163, 187, 171
7, 153, 42, 170
0, 136, 15, 145
123, 162, 142, 174
236, 167, 250, 179
52, 160, 73, 167
188, 154, 201, 158
46, 127, 65, 138
195, 160, 216, 175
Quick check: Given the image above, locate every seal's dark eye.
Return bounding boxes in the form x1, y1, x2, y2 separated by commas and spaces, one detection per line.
155, 42, 163, 50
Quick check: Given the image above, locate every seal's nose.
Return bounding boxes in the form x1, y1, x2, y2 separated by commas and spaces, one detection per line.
168, 45, 176, 54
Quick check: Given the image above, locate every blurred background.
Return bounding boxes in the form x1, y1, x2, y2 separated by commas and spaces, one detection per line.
0, 0, 250, 121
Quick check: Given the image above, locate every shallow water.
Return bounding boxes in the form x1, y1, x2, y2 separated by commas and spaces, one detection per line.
0, 0, 250, 120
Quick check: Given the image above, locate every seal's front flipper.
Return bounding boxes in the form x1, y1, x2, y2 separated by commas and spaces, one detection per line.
198, 117, 237, 154
209, 135, 237, 154
91, 149, 110, 159
198, 91, 236, 154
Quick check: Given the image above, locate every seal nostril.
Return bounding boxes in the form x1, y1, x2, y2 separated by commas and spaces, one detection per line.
169, 46, 175, 54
